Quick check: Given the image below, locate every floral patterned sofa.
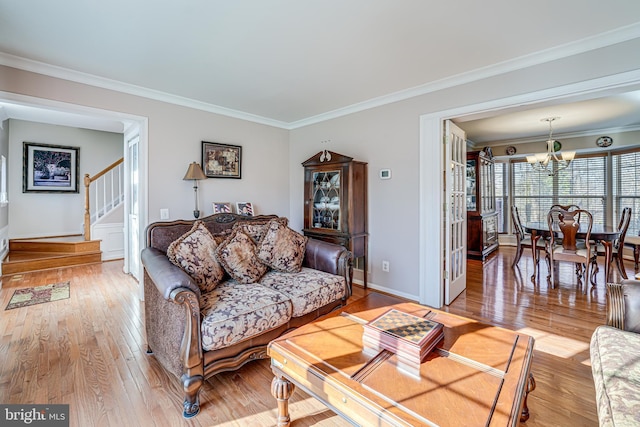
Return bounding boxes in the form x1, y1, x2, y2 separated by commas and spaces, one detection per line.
141, 213, 352, 418
590, 280, 640, 426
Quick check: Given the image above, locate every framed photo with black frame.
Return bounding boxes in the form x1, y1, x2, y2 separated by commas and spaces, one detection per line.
201, 141, 242, 178
23, 142, 80, 193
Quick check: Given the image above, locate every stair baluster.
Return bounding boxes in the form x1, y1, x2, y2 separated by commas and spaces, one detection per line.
84, 158, 124, 240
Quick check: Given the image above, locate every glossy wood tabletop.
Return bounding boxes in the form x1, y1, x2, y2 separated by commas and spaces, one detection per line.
269, 293, 534, 427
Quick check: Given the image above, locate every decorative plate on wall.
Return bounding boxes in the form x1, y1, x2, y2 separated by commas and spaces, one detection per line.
553, 140, 562, 152
596, 136, 613, 148
506, 146, 517, 156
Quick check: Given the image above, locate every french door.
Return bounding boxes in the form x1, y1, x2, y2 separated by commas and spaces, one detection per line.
444, 120, 467, 304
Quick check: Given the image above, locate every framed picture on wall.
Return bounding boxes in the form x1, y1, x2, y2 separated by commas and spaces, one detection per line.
236, 202, 254, 216
212, 202, 233, 214
23, 142, 80, 193
202, 141, 242, 178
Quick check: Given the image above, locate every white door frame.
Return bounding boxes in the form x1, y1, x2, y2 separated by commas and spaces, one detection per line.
419, 69, 640, 309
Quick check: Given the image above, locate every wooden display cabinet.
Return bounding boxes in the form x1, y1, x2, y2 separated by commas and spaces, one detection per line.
467, 149, 498, 260
302, 151, 368, 288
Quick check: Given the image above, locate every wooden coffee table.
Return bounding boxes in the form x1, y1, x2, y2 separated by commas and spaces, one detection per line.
268, 293, 535, 427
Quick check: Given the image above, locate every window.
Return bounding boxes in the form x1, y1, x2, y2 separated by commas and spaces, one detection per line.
613, 150, 640, 236
512, 155, 607, 226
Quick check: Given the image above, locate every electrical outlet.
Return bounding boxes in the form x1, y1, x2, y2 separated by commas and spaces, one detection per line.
160, 208, 169, 220
382, 260, 390, 272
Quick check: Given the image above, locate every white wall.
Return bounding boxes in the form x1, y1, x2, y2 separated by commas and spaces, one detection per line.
8, 120, 123, 238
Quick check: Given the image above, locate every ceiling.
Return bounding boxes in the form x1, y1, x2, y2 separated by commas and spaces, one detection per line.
455, 90, 640, 145
1, 1, 640, 137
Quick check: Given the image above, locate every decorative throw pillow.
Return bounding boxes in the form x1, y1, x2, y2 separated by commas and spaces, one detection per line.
215, 229, 268, 284
233, 217, 288, 243
166, 221, 226, 293
256, 219, 308, 273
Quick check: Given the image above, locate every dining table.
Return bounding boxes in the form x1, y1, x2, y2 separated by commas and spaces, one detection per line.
523, 222, 621, 285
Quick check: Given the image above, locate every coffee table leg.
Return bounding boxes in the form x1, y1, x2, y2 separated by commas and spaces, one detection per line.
271, 375, 296, 427
520, 373, 536, 422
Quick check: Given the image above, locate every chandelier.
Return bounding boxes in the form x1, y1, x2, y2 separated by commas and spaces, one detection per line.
526, 117, 575, 176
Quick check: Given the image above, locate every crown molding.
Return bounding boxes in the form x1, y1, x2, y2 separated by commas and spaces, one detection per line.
2, 21, 640, 130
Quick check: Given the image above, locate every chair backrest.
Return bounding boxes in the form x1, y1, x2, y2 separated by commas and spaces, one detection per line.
615, 207, 632, 250
549, 204, 581, 225
547, 208, 592, 252
511, 205, 525, 241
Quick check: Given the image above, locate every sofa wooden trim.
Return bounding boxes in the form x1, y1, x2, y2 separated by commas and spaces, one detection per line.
141, 213, 353, 418
606, 280, 640, 332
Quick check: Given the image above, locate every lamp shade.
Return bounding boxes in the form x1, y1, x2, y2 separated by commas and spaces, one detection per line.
183, 162, 207, 180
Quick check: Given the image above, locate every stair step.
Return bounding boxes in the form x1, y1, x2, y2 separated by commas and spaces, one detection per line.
9, 235, 101, 253
3, 235, 103, 275
2, 251, 102, 275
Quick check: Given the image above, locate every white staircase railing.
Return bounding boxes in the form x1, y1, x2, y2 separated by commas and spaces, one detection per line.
84, 158, 124, 240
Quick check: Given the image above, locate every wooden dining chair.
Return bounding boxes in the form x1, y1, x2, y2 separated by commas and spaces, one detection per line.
511, 205, 547, 269
547, 208, 598, 294
596, 207, 631, 280
549, 204, 583, 246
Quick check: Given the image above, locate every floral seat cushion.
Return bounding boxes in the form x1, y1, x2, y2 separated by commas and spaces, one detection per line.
258, 268, 346, 317
199, 281, 292, 352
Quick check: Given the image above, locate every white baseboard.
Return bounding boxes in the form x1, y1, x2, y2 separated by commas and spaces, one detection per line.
352, 268, 420, 304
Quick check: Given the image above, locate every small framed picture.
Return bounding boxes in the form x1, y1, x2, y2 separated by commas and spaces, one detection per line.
212, 202, 232, 214
236, 202, 254, 217
202, 141, 242, 179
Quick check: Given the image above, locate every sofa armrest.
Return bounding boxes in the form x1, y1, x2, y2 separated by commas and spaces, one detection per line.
606, 280, 640, 333
141, 247, 201, 300
303, 238, 353, 297
142, 248, 204, 393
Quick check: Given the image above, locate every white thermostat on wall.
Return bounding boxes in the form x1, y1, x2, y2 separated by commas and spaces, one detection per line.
379, 169, 391, 180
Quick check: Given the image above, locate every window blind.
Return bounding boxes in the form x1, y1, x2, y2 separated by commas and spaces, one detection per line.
512, 156, 606, 226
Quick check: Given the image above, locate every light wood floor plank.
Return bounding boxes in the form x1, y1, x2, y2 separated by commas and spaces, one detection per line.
1, 248, 630, 426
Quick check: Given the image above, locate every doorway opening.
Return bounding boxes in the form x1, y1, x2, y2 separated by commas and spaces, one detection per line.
0, 92, 148, 293
419, 70, 640, 309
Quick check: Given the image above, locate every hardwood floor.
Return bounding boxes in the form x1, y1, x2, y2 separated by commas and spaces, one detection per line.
0, 248, 631, 426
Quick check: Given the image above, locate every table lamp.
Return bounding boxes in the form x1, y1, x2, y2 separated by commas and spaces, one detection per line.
183, 162, 207, 218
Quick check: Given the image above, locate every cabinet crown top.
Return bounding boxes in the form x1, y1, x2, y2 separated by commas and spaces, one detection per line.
302, 150, 357, 166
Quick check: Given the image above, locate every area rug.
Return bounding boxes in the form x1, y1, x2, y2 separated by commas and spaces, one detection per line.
5, 281, 70, 310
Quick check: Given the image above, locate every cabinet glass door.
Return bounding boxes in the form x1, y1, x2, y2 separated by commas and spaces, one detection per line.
312, 170, 341, 230
466, 160, 477, 211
